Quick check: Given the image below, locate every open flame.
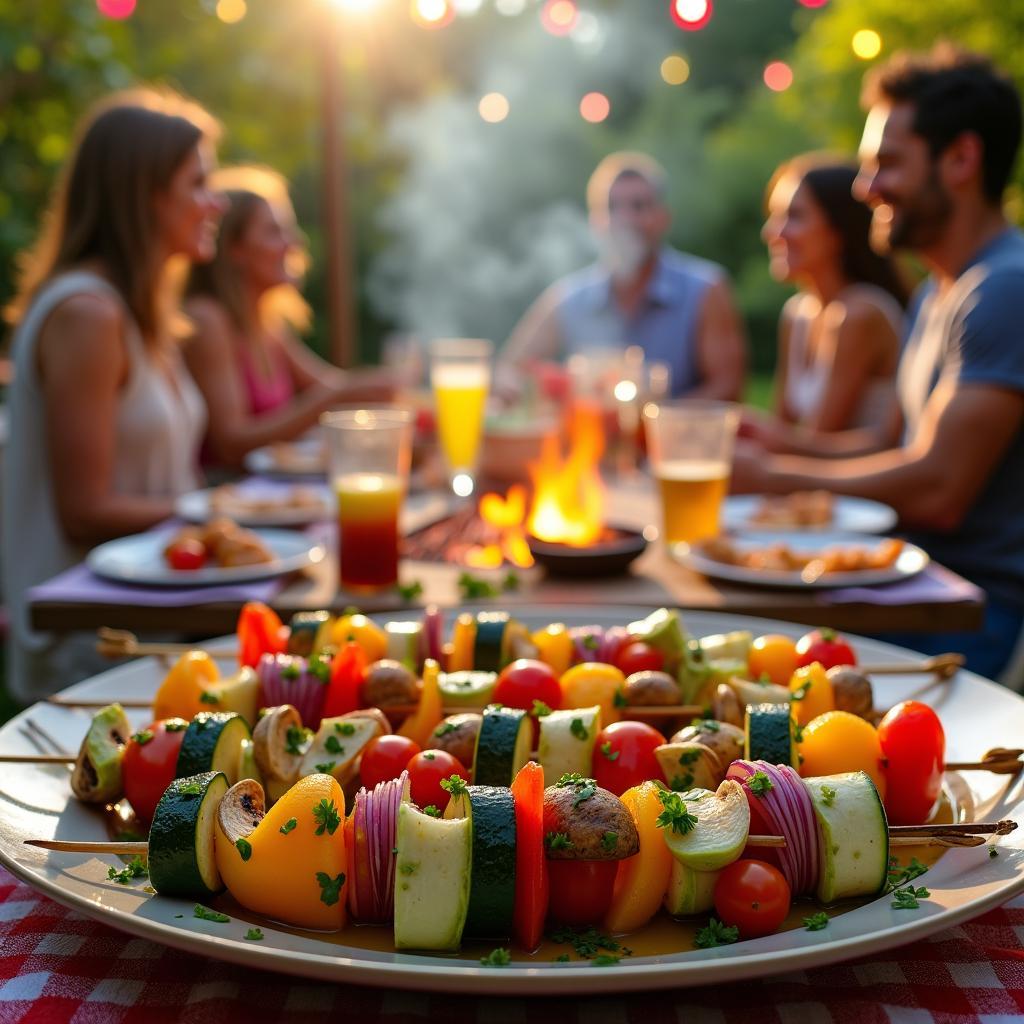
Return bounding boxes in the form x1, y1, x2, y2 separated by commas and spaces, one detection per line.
467, 401, 607, 565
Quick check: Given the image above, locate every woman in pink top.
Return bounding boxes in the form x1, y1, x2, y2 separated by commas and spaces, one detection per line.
183, 166, 392, 468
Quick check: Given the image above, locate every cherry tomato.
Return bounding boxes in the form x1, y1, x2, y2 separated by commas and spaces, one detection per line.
359, 735, 422, 791
796, 628, 857, 670
406, 749, 469, 811
714, 859, 792, 939
165, 538, 207, 571
877, 700, 945, 825
546, 859, 618, 926
122, 719, 188, 823
747, 634, 799, 686
592, 721, 664, 796
493, 659, 562, 713
614, 642, 665, 676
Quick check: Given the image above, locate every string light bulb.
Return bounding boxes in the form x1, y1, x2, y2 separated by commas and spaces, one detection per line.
670, 0, 712, 32
763, 60, 793, 92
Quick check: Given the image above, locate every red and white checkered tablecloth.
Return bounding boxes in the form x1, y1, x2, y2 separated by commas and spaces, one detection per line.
1, 866, 1023, 1024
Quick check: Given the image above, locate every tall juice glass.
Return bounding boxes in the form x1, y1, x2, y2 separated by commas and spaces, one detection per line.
642, 401, 740, 547
429, 338, 492, 497
321, 409, 412, 592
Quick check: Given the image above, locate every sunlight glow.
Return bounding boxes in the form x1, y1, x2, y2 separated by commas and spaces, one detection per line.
479, 92, 510, 123
852, 29, 882, 60
329, 0, 382, 12
541, 0, 577, 36
661, 54, 690, 85
215, 0, 247, 23
412, 0, 453, 26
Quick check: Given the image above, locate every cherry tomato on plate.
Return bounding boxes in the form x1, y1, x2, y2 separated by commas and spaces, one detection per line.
714, 859, 791, 939
614, 641, 665, 676
406, 749, 469, 811
747, 635, 799, 686
546, 859, 619, 926
122, 719, 189, 823
795, 628, 856, 670
592, 721, 664, 796
877, 700, 945, 825
359, 735, 422, 791
165, 538, 207, 572
493, 659, 562, 713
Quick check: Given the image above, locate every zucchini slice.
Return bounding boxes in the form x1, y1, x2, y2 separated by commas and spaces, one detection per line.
537, 705, 601, 781
474, 612, 510, 673
148, 771, 229, 898
438, 670, 497, 709
473, 705, 532, 786
176, 712, 252, 785
745, 703, 796, 767
664, 859, 720, 917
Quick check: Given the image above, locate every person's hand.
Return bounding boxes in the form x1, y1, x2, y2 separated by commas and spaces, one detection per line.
729, 440, 770, 494
738, 408, 787, 451
323, 367, 397, 406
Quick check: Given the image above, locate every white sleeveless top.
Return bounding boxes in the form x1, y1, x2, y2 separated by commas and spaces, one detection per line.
784, 288, 904, 431
1, 270, 206, 701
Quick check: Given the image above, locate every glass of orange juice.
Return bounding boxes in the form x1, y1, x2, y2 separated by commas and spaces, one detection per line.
642, 401, 740, 548
321, 409, 412, 592
429, 338, 492, 498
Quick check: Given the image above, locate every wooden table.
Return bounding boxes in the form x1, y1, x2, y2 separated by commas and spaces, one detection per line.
29, 486, 985, 638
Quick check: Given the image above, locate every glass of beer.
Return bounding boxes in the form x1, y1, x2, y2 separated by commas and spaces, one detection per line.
642, 401, 740, 547
429, 338, 492, 498
321, 408, 412, 592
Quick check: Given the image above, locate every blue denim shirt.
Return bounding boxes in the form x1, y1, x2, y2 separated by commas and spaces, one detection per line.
552, 247, 724, 396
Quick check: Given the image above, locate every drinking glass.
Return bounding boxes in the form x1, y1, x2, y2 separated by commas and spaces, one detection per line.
642, 401, 740, 547
321, 409, 412, 592
429, 338, 492, 498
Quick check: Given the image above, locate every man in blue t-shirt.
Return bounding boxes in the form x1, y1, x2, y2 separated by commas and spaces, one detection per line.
733, 46, 1024, 678
499, 152, 747, 399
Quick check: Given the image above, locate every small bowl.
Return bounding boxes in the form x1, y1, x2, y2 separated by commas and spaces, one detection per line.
526, 525, 647, 578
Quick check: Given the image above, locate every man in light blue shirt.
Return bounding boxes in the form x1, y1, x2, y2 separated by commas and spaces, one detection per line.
500, 152, 747, 399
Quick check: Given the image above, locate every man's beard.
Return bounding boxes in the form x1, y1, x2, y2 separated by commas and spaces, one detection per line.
876, 167, 953, 252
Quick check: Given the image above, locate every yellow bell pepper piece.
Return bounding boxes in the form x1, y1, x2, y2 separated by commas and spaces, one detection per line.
559, 662, 626, 724
788, 662, 834, 726
215, 774, 348, 931
311, 614, 338, 657
604, 780, 674, 934
398, 659, 443, 747
448, 614, 476, 672
152, 651, 220, 722
330, 613, 388, 664
530, 623, 573, 677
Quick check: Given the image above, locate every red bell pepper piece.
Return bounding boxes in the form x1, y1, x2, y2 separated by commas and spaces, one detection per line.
237, 602, 287, 669
510, 760, 549, 952
323, 641, 367, 718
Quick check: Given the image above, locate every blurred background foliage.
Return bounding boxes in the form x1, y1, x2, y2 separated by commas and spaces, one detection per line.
1, 0, 1022, 380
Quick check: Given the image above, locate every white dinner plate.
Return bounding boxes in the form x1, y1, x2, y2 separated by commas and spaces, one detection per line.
243, 438, 326, 479
86, 527, 325, 586
677, 531, 929, 589
0, 608, 1021, 994
175, 484, 332, 528
723, 495, 898, 535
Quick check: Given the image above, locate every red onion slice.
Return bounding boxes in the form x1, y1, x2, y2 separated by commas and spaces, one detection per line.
352, 770, 410, 922
570, 625, 605, 664
423, 606, 443, 664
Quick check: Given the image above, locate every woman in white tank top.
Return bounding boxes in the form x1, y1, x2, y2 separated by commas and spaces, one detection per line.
1, 89, 224, 701
751, 155, 910, 455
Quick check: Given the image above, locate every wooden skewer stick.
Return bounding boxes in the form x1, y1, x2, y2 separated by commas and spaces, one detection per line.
859, 653, 965, 680
96, 628, 234, 661
0, 754, 75, 765
26, 840, 148, 856
946, 748, 1024, 775
46, 696, 152, 710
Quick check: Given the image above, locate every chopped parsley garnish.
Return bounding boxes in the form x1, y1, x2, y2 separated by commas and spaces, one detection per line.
422, 752, 436, 761
285, 725, 312, 756
694, 918, 739, 949
691, 717, 720, 732
312, 798, 341, 836
553, 953, 570, 963
803, 912, 829, 931
555, 772, 598, 807
679, 749, 701, 766
399, 862, 417, 876
480, 947, 511, 967
655, 789, 699, 835
315, 762, 337, 775
280, 817, 297, 835
335, 722, 356, 736
601, 831, 617, 852
891, 884, 930, 910
670, 773, 694, 792
581, 634, 599, 652
503, 571, 520, 592
434, 722, 458, 737
235, 838, 252, 862
316, 871, 345, 906
531, 699, 553, 718
440, 775, 469, 799
887, 857, 928, 890
176, 780, 204, 796
131, 730, 153, 746
163, 719, 188, 732
325, 735, 345, 755
199, 691, 220, 705
613, 690, 628, 709
547, 927, 631, 960
820, 785, 836, 807
396, 580, 424, 602
600, 741, 620, 761
990, 846, 1000, 858
422, 805, 441, 818
245, 927, 264, 941
790, 682, 811, 702
748, 771, 774, 797
592, 955, 621, 967
107, 856, 147, 884
545, 831, 574, 852
570, 717, 589, 741
194, 904, 230, 923
281, 662, 301, 681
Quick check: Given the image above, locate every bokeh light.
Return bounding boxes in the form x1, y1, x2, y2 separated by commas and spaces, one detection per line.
452, 0, 484, 11
580, 91, 611, 123
541, 0, 577, 36
670, 0, 712, 31
96, 0, 136, 18
215, 0, 247, 23
411, 0, 454, 28
661, 54, 690, 85
852, 28, 882, 60
330, 0, 383, 12
763, 60, 793, 92
796, 0, 828, 7
478, 92, 510, 123
495, 0, 526, 15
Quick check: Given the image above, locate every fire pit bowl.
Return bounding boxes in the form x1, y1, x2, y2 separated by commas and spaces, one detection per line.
526, 524, 648, 578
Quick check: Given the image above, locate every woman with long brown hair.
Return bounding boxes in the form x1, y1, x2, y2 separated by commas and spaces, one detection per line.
749, 154, 910, 455
2, 88, 224, 700
183, 165, 392, 468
